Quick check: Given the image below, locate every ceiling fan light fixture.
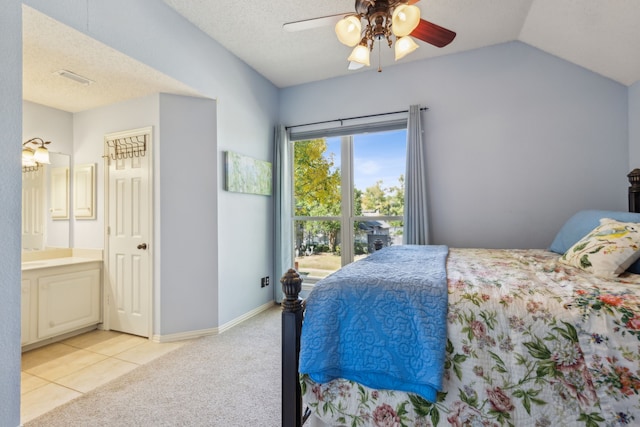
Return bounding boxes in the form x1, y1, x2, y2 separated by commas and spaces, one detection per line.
335, 15, 362, 47
348, 43, 371, 67
348, 61, 365, 70
391, 4, 420, 37
395, 35, 419, 60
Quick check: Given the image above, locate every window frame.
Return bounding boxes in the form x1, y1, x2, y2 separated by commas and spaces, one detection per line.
291, 123, 406, 282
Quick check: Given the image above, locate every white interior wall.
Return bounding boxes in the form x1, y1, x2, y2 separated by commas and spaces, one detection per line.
280, 41, 629, 250
0, 1, 23, 425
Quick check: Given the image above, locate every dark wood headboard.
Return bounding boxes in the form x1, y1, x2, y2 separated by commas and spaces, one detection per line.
630, 169, 640, 213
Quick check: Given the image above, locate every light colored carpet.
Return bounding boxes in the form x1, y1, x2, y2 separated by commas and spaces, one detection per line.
25, 305, 282, 426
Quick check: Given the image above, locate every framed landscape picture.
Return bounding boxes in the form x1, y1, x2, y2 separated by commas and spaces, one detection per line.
224, 151, 272, 196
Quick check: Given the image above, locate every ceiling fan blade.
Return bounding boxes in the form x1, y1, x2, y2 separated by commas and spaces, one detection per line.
411, 19, 456, 48
283, 14, 349, 32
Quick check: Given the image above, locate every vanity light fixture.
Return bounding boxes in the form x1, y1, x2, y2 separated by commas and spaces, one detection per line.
22, 137, 51, 172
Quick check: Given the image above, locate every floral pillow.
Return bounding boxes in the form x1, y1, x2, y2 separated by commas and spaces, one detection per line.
560, 218, 640, 278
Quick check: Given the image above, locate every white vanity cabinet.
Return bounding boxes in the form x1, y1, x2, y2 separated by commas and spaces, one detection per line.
21, 259, 102, 348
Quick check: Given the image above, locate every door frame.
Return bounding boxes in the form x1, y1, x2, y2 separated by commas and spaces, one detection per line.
102, 126, 154, 337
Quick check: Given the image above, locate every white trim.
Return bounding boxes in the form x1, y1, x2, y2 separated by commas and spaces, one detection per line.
73, 163, 96, 219
151, 327, 217, 343
21, 325, 98, 352
218, 301, 277, 334
150, 301, 276, 342
341, 135, 354, 266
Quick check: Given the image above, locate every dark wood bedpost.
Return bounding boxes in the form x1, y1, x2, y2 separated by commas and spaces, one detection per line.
629, 169, 640, 213
281, 268, 304, 427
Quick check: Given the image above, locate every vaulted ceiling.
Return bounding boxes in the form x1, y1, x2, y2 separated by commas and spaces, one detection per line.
163, 0, 640, 88
22, 1, 640, 113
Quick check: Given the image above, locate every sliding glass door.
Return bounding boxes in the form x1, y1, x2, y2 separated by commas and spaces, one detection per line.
293, 129, 406, 282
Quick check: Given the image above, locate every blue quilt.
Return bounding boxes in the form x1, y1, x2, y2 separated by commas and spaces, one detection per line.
299, 244, 449, 402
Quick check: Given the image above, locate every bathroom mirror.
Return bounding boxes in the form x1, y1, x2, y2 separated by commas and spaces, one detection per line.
22, 152, 71, 250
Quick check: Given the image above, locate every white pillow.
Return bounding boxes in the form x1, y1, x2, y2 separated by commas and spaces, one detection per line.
560, 218, 640, 278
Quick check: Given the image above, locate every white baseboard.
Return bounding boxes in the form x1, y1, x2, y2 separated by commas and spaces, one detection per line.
217, 301, 276, 334
151, 327, 218, 343
151, 301, 276, 342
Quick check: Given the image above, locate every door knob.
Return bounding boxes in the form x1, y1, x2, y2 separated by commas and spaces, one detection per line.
137, 243, 148, 250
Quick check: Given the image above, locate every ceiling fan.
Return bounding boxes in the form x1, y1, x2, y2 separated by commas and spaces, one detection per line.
283, 0, 456, 70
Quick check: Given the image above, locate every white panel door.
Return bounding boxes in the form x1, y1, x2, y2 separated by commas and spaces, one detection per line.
22, 167, 45, 251
106, 128, 152, 337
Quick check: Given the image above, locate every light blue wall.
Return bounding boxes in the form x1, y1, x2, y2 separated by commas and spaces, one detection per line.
24, 0, 279, 326
72, 95, 160, 250
28, 91, 222, 337
281, 41, 629, 249
2, 2, 637, 424
0, 1, 23, 425
158, 94, 218, 334
630, 82, 640, 169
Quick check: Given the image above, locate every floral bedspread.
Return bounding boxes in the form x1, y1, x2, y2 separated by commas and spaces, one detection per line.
301, 248, 640, 427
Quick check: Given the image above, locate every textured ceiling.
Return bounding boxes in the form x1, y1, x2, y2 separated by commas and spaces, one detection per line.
163, 0, 640, 88
23, 6, 200, 113
22, 1, 640, 114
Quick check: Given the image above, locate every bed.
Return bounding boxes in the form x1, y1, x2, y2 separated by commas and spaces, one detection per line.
281, 170, 640, 427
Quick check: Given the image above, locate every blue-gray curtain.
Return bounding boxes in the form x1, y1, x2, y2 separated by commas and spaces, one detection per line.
273, 125, 293, 303
403, 105, 430, 245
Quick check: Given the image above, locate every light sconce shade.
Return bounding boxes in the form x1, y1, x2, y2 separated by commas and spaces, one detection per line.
348, 43, 371, 67
335, 15, 362, 47
22, 137, 52, 171
33, 146, 51, 164
391, 4, 420, 37
395, 36, 419, 60
22, 147, 35, 164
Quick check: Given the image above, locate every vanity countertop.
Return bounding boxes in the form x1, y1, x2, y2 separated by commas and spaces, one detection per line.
21, 257, 102, 271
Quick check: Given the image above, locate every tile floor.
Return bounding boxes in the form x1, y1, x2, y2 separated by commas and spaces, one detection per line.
21, 329, 188, 424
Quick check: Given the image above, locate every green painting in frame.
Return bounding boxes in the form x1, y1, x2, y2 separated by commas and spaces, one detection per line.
224, 151, 272, 196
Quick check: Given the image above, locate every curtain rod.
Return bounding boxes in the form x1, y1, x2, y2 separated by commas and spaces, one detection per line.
285, 107, 428, 131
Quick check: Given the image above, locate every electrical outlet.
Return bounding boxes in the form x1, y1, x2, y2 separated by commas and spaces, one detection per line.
261, 277, 266, 288
265, 276, 270, 287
